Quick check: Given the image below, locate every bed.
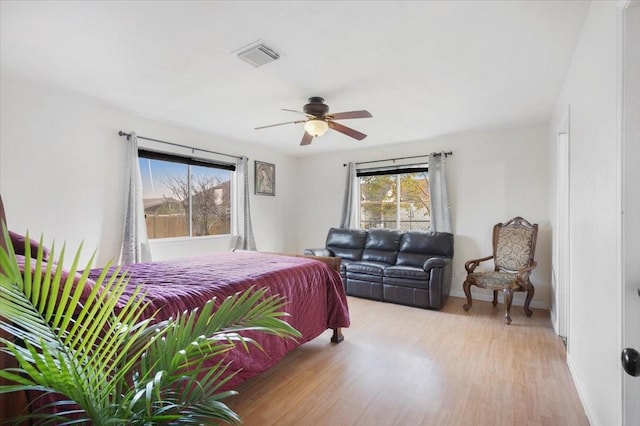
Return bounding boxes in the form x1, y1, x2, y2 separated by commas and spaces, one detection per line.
87, 250, 350, 389
0, 194, 350, 421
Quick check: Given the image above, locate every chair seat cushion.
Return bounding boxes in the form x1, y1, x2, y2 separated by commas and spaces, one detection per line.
468, 271, 521, 290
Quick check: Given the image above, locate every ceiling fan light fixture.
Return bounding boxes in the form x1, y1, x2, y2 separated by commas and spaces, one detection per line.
304, 119, 329, 137
255, 98, 371, 145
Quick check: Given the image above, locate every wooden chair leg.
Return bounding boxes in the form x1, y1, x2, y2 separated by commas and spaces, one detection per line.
524, 284, 535, 317
503, 289, 513, 325
463, 279, 473, 311
492, 290, 498, 307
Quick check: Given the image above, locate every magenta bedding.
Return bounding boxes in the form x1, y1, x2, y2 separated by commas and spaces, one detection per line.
87, 251, 350, 388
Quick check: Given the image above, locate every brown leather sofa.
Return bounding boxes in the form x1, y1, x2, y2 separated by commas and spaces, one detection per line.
305, 227, 454, 309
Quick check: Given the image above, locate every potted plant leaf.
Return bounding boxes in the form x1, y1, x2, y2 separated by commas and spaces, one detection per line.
0, 228, 300, 424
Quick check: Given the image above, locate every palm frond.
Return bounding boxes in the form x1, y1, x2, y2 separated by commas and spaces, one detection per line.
1, 227, 303, 424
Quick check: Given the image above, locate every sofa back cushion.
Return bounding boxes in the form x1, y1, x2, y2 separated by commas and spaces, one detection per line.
326, 227, 368, 261
396, 231, 454, 267
361, 228, 402, 265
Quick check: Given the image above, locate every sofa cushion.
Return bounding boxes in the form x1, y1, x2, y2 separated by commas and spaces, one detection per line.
340, 258, 358, 274
396, 231, 454, 267
384, 263, 431, 290
384, 265, 428, 280
383, 276, 429, 289
346, 261, 387, 276
326, 227, 368, 261
348, 272, 384, 284
361, 228, 402, 264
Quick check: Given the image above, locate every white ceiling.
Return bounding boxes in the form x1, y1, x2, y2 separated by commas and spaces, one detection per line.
0, 1, 589, 157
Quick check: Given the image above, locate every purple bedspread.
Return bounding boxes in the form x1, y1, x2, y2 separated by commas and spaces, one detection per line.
88, 251, 350, 388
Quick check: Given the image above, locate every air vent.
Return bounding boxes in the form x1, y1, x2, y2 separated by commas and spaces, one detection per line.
235, 41, 280, 68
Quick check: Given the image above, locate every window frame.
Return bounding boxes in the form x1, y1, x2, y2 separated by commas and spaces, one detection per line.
138, 148, 236, 241
355, 165, 430, 231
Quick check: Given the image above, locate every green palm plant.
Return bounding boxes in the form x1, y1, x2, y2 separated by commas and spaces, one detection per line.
0, 229, 301, 425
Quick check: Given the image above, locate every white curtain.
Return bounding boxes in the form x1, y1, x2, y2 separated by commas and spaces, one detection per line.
233, 157, 257, 251
121, 132, 152, 264
428, 152, 452, 233
339, 162, 357, 229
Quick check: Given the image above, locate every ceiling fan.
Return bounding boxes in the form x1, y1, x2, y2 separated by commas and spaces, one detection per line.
255, 97, 372, 146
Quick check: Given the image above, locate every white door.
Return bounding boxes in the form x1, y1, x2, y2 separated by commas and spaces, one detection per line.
621, 3, 640, 425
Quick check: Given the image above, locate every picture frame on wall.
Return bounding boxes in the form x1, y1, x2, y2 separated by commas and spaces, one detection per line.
255, 160, 275, 196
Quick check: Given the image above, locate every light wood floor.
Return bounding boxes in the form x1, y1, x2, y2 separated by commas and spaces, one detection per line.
227, 296, 589, 426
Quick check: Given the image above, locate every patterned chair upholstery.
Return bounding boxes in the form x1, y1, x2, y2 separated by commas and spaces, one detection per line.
462, 217, 538, 324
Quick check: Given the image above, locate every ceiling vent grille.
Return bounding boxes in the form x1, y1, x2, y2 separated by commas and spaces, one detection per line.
235, 41, 280, 68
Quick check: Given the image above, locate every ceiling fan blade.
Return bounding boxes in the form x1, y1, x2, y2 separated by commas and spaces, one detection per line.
255, 120, 305, 130
300, 131, 313, 146
282, 108, 315, 118
328, 121, 367, 140
328, 110, 372, 120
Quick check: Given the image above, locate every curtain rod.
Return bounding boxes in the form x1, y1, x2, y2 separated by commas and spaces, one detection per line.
118, 131, 243, 161
343, 152, 452, 167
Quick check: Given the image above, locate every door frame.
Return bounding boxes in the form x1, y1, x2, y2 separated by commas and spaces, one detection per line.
554, 110, 571, 344
618, 1, 640, 425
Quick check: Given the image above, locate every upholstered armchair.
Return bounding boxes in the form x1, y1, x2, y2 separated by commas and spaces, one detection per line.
462, 217, 538, 324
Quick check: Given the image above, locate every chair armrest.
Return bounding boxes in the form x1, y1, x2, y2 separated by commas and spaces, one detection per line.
423, 257, 449, 271
464, 255, 493, 273
304, 248, 333, 257
516, 260, 538, 282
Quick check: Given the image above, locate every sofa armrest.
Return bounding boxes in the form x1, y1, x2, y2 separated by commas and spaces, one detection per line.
422, 256, 449, 271
425, 257, 453, 309
304, 248, 334, 257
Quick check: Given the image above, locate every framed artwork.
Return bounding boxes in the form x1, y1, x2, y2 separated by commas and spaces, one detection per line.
255, 160, 275, 196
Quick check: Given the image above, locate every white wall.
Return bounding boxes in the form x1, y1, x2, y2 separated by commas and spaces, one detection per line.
548, 1, 621, 425
297, 124, 551, 309
0, 75, 299, 268
0, 71, 553, 310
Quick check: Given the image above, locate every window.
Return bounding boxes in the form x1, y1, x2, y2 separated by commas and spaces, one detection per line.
358, 166, 430, 231
138, 150, 234, 239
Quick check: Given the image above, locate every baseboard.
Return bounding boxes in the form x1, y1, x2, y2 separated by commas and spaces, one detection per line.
449, 289, 549, 310
567, 355, 595, 425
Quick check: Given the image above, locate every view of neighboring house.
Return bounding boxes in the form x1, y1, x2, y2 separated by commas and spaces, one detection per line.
143, 181, 231, 239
